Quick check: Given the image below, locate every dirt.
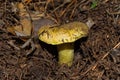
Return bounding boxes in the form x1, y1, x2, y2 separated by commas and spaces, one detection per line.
0, 0, 120, 80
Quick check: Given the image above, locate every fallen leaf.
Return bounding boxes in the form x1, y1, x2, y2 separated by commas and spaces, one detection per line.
15, 18, 32, 36
7, 18, 33, 37
17, 2, 28, 17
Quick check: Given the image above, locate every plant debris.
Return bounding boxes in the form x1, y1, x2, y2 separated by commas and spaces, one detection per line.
0, 0, 120, 80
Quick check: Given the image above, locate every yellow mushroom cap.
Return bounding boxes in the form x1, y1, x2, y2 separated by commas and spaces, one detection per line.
38, 22, 89, 45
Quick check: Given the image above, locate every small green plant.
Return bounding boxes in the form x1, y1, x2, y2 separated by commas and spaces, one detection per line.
90, 0, 98, 9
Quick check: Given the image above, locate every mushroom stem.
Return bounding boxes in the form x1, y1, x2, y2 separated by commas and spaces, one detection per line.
57, 43, 74, 66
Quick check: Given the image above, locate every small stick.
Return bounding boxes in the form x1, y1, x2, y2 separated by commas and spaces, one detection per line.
82, 42, 120, 75
7, 40, 20, 50
92, 42, 120, 70
21, 38, 32, 48
101, 42, 120, 60
60, 0, 75, 17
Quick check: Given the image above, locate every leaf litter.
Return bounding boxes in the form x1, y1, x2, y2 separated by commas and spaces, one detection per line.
0, 0, 120, 80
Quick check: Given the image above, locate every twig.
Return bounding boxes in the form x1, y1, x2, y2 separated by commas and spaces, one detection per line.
60, 0, 76, 17
101, 42, 120, 60
44, 0, 51, 13
21, 38, 32, 48
92, 42, 120, 70
7, 40, 20, 50
81, 42, 120, 75
21, 36, 36, 56
70, 1, 77, 19
51, 2, 67, 14
106, 10, 120, 15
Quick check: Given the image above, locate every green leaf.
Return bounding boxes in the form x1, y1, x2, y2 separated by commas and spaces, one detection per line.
90, 0, 98, 9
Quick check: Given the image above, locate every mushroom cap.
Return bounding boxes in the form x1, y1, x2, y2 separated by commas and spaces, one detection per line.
38, 22, 89, 45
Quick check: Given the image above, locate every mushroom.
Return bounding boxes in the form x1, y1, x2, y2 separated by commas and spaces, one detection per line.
38, 22, 89, 66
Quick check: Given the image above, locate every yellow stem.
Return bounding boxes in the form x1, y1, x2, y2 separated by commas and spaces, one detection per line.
57, 43, 74, 66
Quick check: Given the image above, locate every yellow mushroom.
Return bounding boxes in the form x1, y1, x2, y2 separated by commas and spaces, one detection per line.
38, 22, 89, 66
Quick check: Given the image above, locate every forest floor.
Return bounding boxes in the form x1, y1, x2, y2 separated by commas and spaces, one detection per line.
0, 0, 120, 80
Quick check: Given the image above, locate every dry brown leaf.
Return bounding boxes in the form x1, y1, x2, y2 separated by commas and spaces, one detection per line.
17, 2, 28, 17
7, 18, 32, 37
17, 3, 24, 10
7, 27, 16, 35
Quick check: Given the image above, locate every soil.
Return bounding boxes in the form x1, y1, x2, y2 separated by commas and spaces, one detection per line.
0, 0, 120, 80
